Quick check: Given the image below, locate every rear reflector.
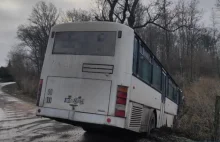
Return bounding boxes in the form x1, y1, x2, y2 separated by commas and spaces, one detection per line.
107, 118, 111, 123
115, 110, 125, 117
116, 98, 126, 105
117, 86, 128, 93
115, 85, 128, 117
36, 79, 43, 106
115, 104, 125, 110
117, 91, 127, 99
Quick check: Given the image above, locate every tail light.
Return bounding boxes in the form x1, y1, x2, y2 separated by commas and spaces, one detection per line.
115, 86, 128, 117
36, 79, 43, 106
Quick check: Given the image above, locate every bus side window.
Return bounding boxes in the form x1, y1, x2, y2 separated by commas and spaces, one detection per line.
166, 76, 169, 97
152, 60, 162, 91
133, 37, 138, 74
161, 72, 167, 101
168, 79, 178, 103
138, 43, 152, 84
173, 86, 177, 103
176, 89, 180, 104
168, 79, 174, 100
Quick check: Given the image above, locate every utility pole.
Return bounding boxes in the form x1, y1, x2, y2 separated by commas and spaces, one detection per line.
214, 96, 220, 140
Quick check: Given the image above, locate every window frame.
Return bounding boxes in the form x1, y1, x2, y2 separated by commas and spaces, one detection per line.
132, 36, 162, 93
152, 59, 162, 91
133, 37, 139, 74
132, 33, 181, 101
138, 42, 152, 84
52, 31, 117, 56
167, 79, 173, 100
167, 78, 179, 103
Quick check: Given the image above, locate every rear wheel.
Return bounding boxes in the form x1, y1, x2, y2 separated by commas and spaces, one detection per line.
82, 126, 94, 132
82, 126, 101, 133
147, 112, 156, 136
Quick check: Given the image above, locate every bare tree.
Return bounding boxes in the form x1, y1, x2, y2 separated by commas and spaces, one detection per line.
175, 0, 188, 78
62, 9, 92, 22
216, 0, 220, 9
17, 1, 59, 75
186, 0, 201, 81
93, 0, 187, 31
156, 0, 173, 68
93, 0, 161, 29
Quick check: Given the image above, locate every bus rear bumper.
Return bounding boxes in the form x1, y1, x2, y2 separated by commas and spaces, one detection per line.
36, 107, 125, 129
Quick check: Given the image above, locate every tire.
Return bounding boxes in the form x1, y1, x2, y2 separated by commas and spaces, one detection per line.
82, 126, 94, 132
147, 112, 156, 136
82, 126, 101, 133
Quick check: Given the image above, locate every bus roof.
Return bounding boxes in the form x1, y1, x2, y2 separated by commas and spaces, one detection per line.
52, 21, 133, 32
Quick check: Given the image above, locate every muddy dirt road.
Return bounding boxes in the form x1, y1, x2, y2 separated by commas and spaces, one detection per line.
0, 83, 153, 142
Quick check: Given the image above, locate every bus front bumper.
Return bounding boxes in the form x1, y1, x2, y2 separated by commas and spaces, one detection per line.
36, 107, 125, 129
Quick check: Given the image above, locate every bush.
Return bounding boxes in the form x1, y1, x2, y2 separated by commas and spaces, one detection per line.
0, 66, 13, 82
8, 46, 39, 98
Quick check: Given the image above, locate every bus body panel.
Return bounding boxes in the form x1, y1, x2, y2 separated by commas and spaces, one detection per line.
127, 76, 162, 131
43, 77, 112, 115
37, 107, 126, 128
156, 109, 162, 127
38, 22, 134, 128
165, 113, 175, 127
37, 107, 69, 120
159, 103, 166, 127
165, 98, 178, 115
130, 76, 161, 110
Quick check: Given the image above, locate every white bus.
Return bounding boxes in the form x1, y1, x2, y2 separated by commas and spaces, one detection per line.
36, 22, 181, 134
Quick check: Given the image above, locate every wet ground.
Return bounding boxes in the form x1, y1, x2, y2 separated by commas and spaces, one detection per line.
0, 83, 153, 142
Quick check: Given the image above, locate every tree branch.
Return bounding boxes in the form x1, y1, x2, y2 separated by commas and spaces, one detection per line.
134, 21, 188, 32
121, 0, 128, 23
107, 0, 118, 21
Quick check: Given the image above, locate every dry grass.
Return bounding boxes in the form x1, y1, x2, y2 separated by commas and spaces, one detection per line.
175, 77, 220, 140
20, 77, 38, 97
13, 76, 39, 98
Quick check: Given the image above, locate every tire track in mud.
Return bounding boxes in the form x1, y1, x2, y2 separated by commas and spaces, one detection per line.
0, 85, 81, 142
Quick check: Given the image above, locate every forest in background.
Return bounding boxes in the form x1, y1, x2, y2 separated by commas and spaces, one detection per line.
2, 0, 220, 140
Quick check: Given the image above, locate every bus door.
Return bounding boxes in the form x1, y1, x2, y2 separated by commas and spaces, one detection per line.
159, 71, 166, 127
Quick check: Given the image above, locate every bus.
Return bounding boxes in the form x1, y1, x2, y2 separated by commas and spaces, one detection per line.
36, 22, 182, 134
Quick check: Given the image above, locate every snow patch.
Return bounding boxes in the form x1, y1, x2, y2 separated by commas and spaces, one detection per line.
0, 109, 5, 121
0, 82, 16, 87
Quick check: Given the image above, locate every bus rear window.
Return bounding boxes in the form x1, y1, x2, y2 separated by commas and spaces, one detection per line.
52, 31, 116, 56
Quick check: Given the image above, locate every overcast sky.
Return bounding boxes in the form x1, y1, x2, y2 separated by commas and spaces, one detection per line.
0, 0, 217, 67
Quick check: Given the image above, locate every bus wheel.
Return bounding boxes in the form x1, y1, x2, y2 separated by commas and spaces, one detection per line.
82, 126, 100, 133
82, 126, 94, 132
147, 112, 156, 136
